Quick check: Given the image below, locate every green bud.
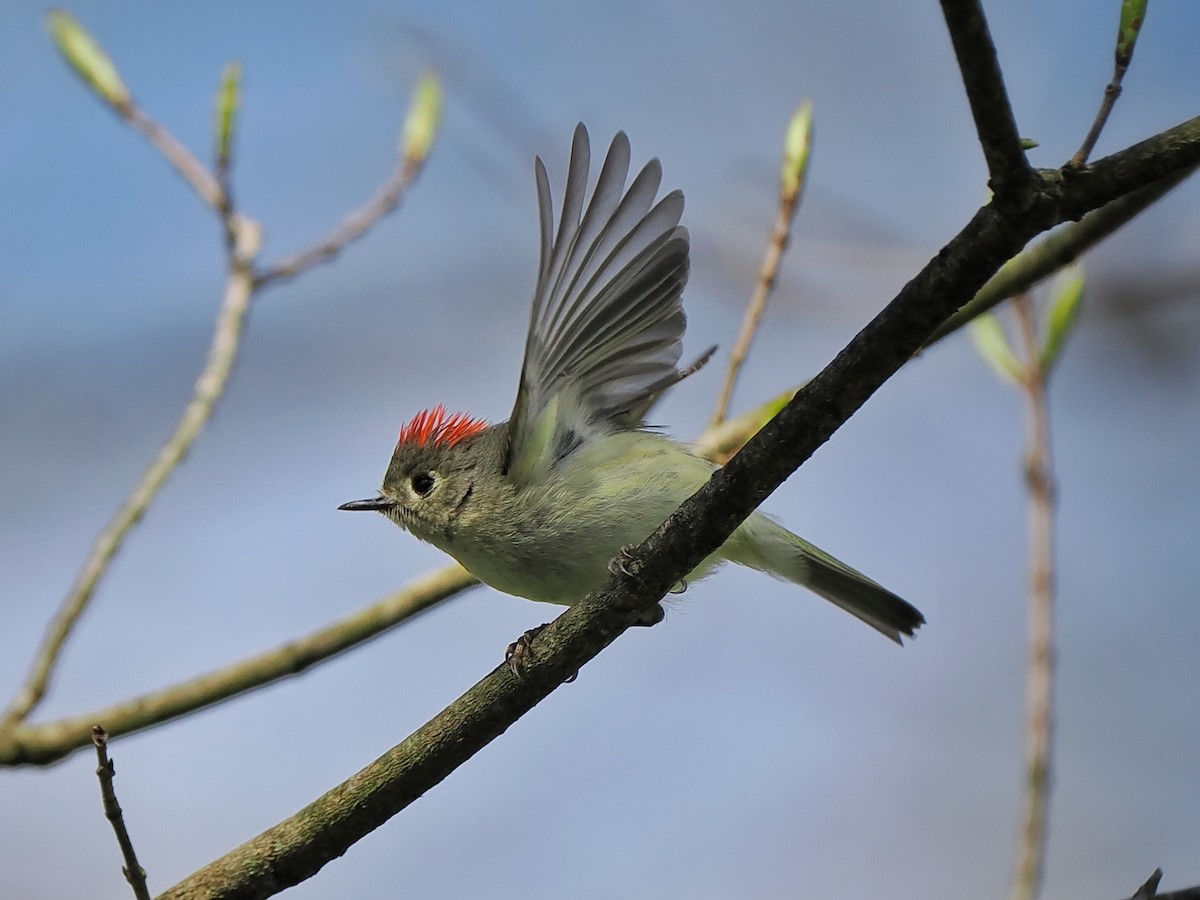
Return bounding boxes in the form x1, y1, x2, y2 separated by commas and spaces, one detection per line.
1116, 0, 1147, 68
214, 61, 242, 171
781, 100, 814, 199
1040, 266, 1084, 372
401, 70, 443, 164
696, 385, 800, 463
46, 9, 131, 112
1020, 137, 1040, 150
970, 313, 1024, 384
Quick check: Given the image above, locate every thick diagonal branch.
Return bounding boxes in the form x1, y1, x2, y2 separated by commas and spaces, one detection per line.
158, 116, 1200, 900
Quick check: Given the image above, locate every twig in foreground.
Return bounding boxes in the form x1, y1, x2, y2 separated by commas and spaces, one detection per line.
91, 725, 151, 900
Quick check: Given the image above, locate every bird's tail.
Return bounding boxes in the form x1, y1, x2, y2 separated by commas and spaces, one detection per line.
726, 514, 925, 643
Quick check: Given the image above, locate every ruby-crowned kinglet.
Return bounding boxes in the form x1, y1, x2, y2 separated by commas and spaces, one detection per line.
341, 125, 924, 648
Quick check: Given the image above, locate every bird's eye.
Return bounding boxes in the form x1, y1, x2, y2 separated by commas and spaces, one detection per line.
410, 472, 436, 497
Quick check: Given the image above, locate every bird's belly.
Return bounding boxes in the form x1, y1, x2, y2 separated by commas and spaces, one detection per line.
448, 534, 617, 606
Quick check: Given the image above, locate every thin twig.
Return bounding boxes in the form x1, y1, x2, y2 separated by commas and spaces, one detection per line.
1, 263, 256, 731
91, 725, 151, 900
0, 566, 476, 767
3, 65, 435, 731
712, 193, 802, 426
1071, 1, 1146, 167
1072, 80, 1127, 168
1011, 294, 1056, 900
255, 154, 427, 287
712, 106, 811, 425
124, 105, 226, 212
939, 0, 1034, 198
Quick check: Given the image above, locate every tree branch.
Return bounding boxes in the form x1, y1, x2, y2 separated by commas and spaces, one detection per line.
92, 725, 152, 900
925, 164, 1198, 346
1011, 294, 1057, 900
0, 566, 476, 767
1, 256, 257, 732
157, 114, 1200, 900
940, 0, 1035, 198
253, 153, 427, 288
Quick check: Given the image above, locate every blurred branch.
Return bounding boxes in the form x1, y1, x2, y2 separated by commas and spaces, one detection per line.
159, 100, 1200, 900
254, 71, 442, 287
1, 257, 258, 732
712, 102, 812, 426
1011, 294, 1057, 900
0, 567, 475, 767
971, 272, 1081, 900
2, 16, 440, 733
939, 0, 1034, 198
91, 725, 151, 900
253, 155, 426, 287
124, 104, 227, 213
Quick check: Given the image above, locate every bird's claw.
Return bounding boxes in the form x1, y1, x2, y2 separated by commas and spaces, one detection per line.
505, 624, 578, 683
607, 544, 639, 577
505, 624, 546, 677
668, 577, 688, 595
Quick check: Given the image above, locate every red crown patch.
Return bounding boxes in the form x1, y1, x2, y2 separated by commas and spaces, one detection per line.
397, 404, 488, 449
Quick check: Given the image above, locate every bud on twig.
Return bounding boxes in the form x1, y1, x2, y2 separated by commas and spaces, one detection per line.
214, 61, 243, 174
1116, 0, 1147, 70
46, 9, 131, 114
780, 100, 813, 200
970, 313, 1024, 384
1039, 267, 1084, 373
401, 70, 443, 165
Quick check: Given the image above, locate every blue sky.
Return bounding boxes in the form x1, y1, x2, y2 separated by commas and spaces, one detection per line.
3, 2, 1200, 898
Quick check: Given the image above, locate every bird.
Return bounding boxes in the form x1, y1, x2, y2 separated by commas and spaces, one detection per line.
340, 124, 924, 667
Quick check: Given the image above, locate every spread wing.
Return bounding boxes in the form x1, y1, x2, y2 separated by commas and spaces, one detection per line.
505, 124, 703, 484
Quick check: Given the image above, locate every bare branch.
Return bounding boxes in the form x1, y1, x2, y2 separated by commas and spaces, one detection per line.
254, 109, 434, 288
712, 103, 812, 425
1071, 0, 1148, 166
940, 0, 1035, 198
2, 261, 257, 731
92, 725, 151, 900
5, 49, 439, 734
1010, 295, 1056, 900
0, 566, 476, 767
925, 165, 1198, 346
124, 105, 227, 213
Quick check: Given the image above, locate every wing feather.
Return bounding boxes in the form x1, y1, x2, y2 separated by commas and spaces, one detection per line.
505, 126, 703, 484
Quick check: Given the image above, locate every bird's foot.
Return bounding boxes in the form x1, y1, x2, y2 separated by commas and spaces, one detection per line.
668, 576, 688, 595
505, 624, 578, 683
607, 544, 639, 577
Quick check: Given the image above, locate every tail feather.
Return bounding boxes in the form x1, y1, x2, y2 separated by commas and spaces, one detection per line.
727, 514, 925, 643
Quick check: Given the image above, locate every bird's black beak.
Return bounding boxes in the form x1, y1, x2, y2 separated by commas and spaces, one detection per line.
338, 496, 394, 512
